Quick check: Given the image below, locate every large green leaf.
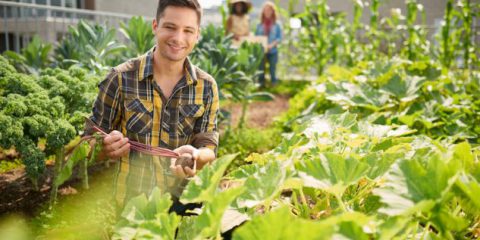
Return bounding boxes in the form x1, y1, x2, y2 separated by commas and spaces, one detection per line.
295, 152, 370, 197
235, 161, 289, 208
233, 207, 334, 240
362, 152, 401, 180
177, 187, 245, 239
451, 141, 474, 171
454, 173, 480, 211
113, 188, 180, 240
380, 74, 425, 102
54, 141, 89, 186
181, 154, 237, 203
233, 207, 371, 240
373, 153, 459, 216
325, 81, 391, 111
119, 16, 154, 57
195, 187, 245, 238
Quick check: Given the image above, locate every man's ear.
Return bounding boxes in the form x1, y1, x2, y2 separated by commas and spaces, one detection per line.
196, 28, 201, 42
152, 19, 158, 32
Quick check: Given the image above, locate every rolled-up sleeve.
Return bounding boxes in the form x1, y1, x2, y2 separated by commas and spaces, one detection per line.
84, 69, 122, 135
191, 81, 219, 152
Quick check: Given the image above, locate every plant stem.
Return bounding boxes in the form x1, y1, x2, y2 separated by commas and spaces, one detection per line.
334, 193, 347, 212
238, 100, 249, 129
80, 157, 89, 189
50, 147, 65, 206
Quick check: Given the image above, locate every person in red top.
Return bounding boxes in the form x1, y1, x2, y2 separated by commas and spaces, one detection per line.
255, 1, 282, 87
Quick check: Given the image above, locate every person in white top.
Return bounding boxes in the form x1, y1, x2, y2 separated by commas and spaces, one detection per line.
226, 0, 252, 40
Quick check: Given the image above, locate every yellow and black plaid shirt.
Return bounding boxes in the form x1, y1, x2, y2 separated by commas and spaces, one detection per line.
86, 48, 219, 205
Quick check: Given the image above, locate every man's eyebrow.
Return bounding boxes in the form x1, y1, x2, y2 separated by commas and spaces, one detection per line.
161, 21, 197, 30
162, 22, 177, 27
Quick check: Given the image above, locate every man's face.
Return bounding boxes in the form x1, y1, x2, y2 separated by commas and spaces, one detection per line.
152, 6, 200, 63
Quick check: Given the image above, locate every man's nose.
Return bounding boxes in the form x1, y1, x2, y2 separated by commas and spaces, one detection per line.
171, 30, 185, 42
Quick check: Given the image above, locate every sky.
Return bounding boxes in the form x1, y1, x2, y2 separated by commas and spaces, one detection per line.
199, 0, 223, 9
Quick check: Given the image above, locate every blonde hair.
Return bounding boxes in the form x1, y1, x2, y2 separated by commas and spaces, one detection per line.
260, 1, 278, 23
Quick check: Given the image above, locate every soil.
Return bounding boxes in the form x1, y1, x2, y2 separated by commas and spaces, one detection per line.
0, 162, 112, 217
225, 94, 290, 129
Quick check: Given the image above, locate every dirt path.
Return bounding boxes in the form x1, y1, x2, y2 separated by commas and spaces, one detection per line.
225, 94, 290, 129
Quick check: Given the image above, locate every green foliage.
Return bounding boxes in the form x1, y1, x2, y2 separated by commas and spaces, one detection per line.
54, 20, 126, 73
234, 160, 289, 208
0, 56, 99, 190
2, 36, 52, 74
191, 25, 251, 102
177, 187, 245, 239
119, 16, 155, 58
218, 127, 281, 168
280, 0, 479, 72
0, 159, 22, 173
181, 154, 238, 203
113, 189, 180, 240
46, 120, 76, 152
276, 60, 480, 142
267, 80, 310, 96
296, 152, 370, 202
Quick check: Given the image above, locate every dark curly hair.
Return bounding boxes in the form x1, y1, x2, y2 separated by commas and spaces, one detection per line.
230, 2, 249, 15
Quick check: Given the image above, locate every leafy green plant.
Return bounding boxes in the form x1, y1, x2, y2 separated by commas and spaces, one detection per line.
3, 35, 52, 74
458, 0, 474, 69
119, 16, 155, 58
54, 20, 126, 73
276, 60, 480, 142
192, 24, 270, 128
0, 56, 101, 193
218, 127, 281, 170
112, 111, 480, 239
403, 0, 430, 61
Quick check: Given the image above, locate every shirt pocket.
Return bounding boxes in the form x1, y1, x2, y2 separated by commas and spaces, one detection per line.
124, 98, 153, 135
177, 104, 205, 137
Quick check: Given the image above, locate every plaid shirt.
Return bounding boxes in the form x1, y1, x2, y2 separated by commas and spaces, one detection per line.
86, 48, 219, 205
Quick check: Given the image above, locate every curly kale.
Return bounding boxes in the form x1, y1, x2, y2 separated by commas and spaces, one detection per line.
46, 119, 76, 153
1, 94, 28, 117
0, 114, 24, 149
22, 114, 55, 140
24, 92, 65, 119
16, 139, 46, 189
0, 53, 102, 190
0, 72, 44, 96
68, 111, 89, 133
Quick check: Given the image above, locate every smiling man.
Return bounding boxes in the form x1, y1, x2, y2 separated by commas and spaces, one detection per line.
85, 0, 219, 214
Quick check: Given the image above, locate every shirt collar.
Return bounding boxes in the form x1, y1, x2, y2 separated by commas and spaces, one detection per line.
139, 47, 197, 85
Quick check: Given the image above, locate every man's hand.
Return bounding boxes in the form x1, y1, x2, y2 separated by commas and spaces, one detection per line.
170, 145, 217, 178
170, 145, 198, 179
102, 130, 130, 159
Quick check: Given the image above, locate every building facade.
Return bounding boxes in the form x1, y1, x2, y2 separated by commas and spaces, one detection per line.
0, 0, 223, 53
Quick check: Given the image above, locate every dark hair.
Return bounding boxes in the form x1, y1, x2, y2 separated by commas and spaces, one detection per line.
230, 2, 248, 15
156, 0, 202, 24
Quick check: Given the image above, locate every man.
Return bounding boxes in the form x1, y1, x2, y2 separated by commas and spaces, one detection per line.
85, 0, 219, 214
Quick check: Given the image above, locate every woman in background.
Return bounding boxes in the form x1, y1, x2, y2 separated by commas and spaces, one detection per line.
256, 1, 282, 87
226, 0, 252, 40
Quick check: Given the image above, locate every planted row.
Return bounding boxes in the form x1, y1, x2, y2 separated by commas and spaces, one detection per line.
115, 112, 479, 239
